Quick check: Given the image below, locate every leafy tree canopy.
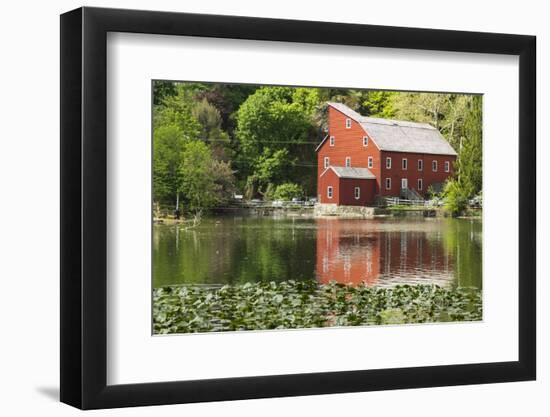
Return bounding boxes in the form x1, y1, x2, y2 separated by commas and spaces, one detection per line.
235, 87, 319, 188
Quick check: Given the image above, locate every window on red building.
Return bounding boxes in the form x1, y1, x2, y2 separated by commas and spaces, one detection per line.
327, 186, 333, 199
432, 160, 438, 172
418, 159, 423, 171
445, 161, 450, 172
345, 118, 352, 129
354, 187, 360, 199
386, 157, 392, 169
402, 158, 408, 170
329, 136, 335, 146
418, 178, 423, 190
385, 178, 391, 190
345, 157, 351, 167
324, 157, 329, 169
368, 156, 373, 168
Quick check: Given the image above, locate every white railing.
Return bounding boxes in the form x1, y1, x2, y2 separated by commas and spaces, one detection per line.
385, 197, 431, 207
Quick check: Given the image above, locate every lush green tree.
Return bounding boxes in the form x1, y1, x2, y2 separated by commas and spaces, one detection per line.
154, 85, 202, 140
192, 98, 223, 140
153, 124, 186, 206
179, 140, 236, 212
457, 95, 483, 195
235, 87, 318, 194
179, 140, 217, 211
272, 183, 304, 201
192, 98, 231, 159
209, 159, 236, 206
359, 91, 397, 118
442, 96, 483, 214
153, 80, 176, 105
242, 149, 292, 198
442, 179, 469, 215
196, 84, 259, 131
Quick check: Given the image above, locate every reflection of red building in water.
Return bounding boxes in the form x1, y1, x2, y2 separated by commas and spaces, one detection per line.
316, 218, 381, 285
316, 218, 454, 287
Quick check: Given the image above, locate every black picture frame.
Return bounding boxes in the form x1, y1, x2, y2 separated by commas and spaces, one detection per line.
60, 6, 536, 410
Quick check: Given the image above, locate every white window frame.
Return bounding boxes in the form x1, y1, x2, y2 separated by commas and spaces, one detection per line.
432, 160, 438, 172
385, 178, 391, 190
363, 136, 368, 146
386, 157, 392, 169
345, 118, 352, 129
354, 187, 360, 200
418, 178, 423, 190
329, 136, 335, 146
401, 178, 408, 190
324, 157, 330, 169
345, 156, 351, 167
327, 186, 333, 199
402, 158, 408, 170
444, 161, 450, 172
418, 159, 423, 171
368, 156, 373, 168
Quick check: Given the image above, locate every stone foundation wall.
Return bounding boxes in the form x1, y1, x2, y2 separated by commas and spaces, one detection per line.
314, 203, 376, 218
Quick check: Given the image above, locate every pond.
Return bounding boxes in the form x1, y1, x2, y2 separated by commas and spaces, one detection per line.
153, 214, 482, 290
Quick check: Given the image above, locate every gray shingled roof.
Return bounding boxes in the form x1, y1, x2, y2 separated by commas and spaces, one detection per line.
321, 166, 376, 179
326, 102, 457, 156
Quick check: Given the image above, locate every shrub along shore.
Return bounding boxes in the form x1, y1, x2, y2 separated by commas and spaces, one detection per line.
153, 281, 482, 334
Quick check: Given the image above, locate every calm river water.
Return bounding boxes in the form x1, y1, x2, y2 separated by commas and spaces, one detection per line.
153, 215, 482, 289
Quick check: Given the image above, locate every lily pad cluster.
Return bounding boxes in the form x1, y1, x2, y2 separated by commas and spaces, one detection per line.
153, 280, 482, 334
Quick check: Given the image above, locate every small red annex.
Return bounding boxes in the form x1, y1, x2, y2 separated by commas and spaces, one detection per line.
316, 102, 458, 206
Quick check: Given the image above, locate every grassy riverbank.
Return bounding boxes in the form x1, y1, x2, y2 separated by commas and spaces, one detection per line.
153, 281, 482, 334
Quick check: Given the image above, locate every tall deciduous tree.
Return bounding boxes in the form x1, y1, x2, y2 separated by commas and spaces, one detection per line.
192, 98, 231, 160
179, 141, 236, 212
153, 124, 186, 206
443, 95, 483, 214
235, 87, 318, 195
456, 95, 483, 195
179, 141, 217, 212
154, 85, 202, 140
153, 80, 176, 105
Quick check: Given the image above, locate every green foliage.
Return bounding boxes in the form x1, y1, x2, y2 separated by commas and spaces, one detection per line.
192, 98, 231, 159
179, 141, 236, 212
358, 91, 397, 118
153, 80, 177, 105
442, 96, 483, 215
153, 124, 186, 204
153, 84, 238, 210
456, 96, 483, 195
154, 86, 202, 141
443, 179, 469, 215
179, 141, 215, 211
271, 183, 304, 201
196, 84, 259, 130
209, 159, 236, 206
192, 98, 224, 141
153, 281, 482, 334
235, 87, 318, 188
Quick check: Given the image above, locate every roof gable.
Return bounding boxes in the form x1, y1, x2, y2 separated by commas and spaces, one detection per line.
320, 166, 376, 180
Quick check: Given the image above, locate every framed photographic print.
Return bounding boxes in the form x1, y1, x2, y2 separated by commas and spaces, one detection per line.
60, 6, 536, 409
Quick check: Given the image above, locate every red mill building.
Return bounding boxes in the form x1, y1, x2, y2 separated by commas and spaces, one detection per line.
316, 102, 457, 206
